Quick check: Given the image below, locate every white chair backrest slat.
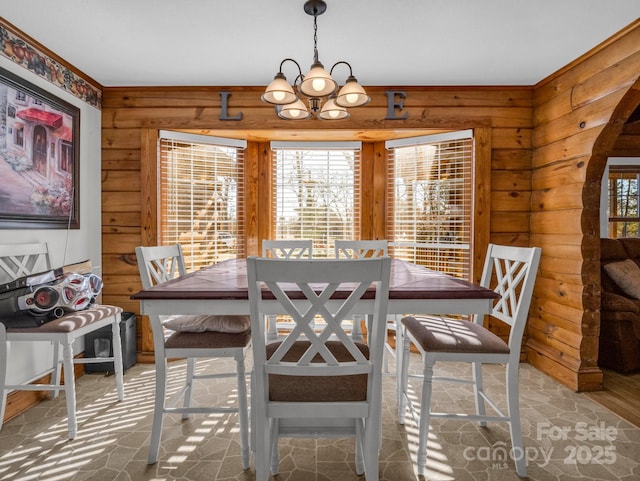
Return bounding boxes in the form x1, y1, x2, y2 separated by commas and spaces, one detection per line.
334, 240, 388, 259
262, 240, 313, 259
478, 244, 541, 349
135, 244, 187, 289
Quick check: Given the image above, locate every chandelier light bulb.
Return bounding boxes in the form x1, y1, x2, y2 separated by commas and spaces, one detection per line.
318, 97, 349, 120
278, 99, 311, 120
346, 93, 359, 105
273, 91, 286, 102
312, 78, 326, 93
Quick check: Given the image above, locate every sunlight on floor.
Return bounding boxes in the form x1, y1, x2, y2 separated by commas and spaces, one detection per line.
0, 358, 242, 481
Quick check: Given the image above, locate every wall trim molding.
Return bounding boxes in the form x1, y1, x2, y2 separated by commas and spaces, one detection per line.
0, 17, 102, 109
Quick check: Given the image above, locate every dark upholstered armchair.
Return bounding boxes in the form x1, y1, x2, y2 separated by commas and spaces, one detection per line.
599, 238, 640, 373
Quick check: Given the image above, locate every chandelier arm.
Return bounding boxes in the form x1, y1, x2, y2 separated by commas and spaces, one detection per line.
278, 58, 304, 78
329, 61, 354, 79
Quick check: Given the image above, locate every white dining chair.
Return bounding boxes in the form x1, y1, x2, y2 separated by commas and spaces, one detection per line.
135, 244, 251, 467
247, 256, 391, 481
333, 240, 391, 344
262, 239, 313, 340
0, 242, 125, 439
397, 244, 541, 477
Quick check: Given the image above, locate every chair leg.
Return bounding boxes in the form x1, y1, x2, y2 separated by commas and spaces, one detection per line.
148, 357, 167, 464
50, 341, 61, 399
110, 315, 125, 402
354, 417, 365, 475
267, 315, 278, 341
397, 325, 409, 424
383, 316, 397, 374
383, 343, 389, 374
235, 354, 250, 470
416, 358, 435, 477
254, 415, 272, 481
250, 371, 256, 456
363, 413, 380, 481
506, 361, 527, 477
183, 358, 196, 420
0, 326, 7, 429
472, 361, 487, 427
61, 341, 78, 440
351, 315, 364, 342
270, 418, 280, 475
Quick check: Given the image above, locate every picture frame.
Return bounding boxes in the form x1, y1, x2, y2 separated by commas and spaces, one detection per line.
0, 66, 80, 229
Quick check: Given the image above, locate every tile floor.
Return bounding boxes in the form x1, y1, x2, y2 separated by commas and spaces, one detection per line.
0, 355, 639, 480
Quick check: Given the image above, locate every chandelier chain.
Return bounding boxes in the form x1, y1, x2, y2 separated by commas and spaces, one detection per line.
313, 14, 319, 63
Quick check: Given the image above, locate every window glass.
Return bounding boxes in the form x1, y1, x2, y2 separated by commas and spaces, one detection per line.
387, 132, 473, 279
608, 167, 640, 238
272, 144, 361, 258
159, 132, 245, 271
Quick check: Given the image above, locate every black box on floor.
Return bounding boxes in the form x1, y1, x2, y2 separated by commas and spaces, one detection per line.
84, 311, 136, 373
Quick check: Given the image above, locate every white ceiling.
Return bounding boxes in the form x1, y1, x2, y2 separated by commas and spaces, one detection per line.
2, 0, 639, 87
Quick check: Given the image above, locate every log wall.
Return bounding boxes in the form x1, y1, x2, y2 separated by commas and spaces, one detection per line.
528, 21, 640, 391
101, 86, 534, 360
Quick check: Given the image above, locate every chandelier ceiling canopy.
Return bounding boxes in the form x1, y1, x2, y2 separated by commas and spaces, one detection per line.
261, 0, 370, 121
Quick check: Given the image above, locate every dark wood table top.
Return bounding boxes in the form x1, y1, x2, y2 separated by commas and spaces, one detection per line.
131, 258, 499, 302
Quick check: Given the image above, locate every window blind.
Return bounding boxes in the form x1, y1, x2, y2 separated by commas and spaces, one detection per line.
271, 142, 361, 258
159, 131, 246, 272
386, 131, 473, 279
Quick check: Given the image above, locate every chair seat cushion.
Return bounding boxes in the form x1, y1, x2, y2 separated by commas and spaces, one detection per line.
165, 329, 251, 349
266, 340, 369, 402
163, 314, 251, 333
5, 305, 123, 333
402, 315, 510, 354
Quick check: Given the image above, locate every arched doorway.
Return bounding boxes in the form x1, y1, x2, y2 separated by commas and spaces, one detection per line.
583, 78, 640, 423
32, 125, 48, 177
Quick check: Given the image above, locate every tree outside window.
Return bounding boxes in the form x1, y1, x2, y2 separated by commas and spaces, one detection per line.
608, 167, 640, 238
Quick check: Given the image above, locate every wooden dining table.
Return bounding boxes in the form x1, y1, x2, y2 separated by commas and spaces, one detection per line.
131, 257, 499, 318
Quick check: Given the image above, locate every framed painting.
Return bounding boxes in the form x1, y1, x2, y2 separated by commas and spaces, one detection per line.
0, 66, 80, 229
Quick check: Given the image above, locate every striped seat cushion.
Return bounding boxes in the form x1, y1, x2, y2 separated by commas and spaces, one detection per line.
402, 315, 509, 354
6, 305, 123, 333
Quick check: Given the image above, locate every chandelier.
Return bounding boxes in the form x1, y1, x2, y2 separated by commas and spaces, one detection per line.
261, 0, 370, 120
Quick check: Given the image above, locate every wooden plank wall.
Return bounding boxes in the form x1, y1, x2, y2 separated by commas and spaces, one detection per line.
101, 86, 534, 360
529, 21, 640, 391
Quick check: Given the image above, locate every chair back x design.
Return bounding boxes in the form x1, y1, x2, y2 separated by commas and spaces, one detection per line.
247, 256, 391, 481
397, 244, 541, 477
135, 244, 250, 467
0, 242, 51, 281
262, 239, 314, 340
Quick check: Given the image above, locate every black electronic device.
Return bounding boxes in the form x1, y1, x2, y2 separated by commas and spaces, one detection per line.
84, 312, 136, 373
